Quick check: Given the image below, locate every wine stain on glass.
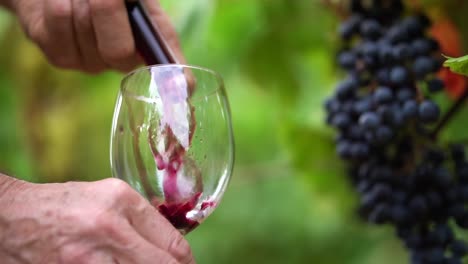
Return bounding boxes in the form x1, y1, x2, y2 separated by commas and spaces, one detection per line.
147, 67, 216, 234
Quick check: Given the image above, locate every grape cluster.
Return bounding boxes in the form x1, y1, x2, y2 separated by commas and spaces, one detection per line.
325, 1, 468, 263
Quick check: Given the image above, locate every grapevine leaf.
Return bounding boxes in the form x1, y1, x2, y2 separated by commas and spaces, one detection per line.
444, 55, 468, 77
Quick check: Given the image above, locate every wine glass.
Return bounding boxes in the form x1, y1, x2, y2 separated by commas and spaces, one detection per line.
110, 65, 234, 234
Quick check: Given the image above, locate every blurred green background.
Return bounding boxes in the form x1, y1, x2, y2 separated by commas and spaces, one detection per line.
0, 0, 467, 263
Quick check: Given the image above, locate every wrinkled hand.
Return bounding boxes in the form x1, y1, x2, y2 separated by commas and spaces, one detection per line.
7, 0, 184, 73
0, 177, 195, 264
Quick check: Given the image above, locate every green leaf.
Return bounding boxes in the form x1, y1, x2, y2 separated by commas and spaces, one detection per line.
444, 55, 468, 76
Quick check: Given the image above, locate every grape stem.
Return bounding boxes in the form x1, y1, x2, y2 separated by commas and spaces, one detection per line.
431, 80, 468, 139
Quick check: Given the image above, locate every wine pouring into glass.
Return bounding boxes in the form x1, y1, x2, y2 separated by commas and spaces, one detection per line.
110, 0, 234, 235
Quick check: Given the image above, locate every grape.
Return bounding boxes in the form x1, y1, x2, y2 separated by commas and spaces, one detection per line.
390, 66, 410, 85
338, 51, 357, 70
403, 100, 418, 119
337, 141, 352, 159
402, 17, 423, 37
427, 78, 445, 93
361, 42, 379, 58
332, 113, 352, 129
324, 2, 468, 263
392, 44, 413, 62
373, 86, 393, 104
397, 88, 416, 101
379, 43, 394, 62
354, 97, 373, 114
336, 79, 357, 99
412, 38, 433, 56
386, 25, 408, 44
339, 15, 362, 40
375, 125, 393, 143
359, 112, 381, 129
360, 19, 382, 40
413, 56, 436, 79
419, 100, 440, 123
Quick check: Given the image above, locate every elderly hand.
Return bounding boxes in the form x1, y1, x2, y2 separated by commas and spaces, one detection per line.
0, 176, 195, 264
5, 0, 184, 73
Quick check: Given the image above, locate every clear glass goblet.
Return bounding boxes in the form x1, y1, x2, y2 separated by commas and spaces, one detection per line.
110, 65, 234, 234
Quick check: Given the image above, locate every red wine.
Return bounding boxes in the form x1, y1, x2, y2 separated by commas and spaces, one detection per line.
148, 113, 213, 233
155, 193, 217, 234
151, 151, 215, 234
125, 0, 177, 65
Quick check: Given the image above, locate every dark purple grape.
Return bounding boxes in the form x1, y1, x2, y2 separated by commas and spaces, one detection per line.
360, 112, 381, 129
386, 25, 409, 44
390, 66, 410, 85
332, 113, 352, 129
339, 15, 362, 40
336, 79, 357, 99
360, 19, 382, 40
377, 68, 391, 84
368, 203, 390, 224
409, 195, 428, 215
375, 125, 393, 143
361, 42, 379, 58
402, 16, 424, 37
403, 100, 418, 119
338, 51, 357, 70
427, 78, 444, 93
397, 88, 416, 101
374, 86, 393, 104
391, 205, 409, 224
412, 38, 433, 56
433, 167, 451, 188
427, 248, 445, 263
324, 97, 341, 113
354, 97, 373, 114
337, 141, 352, 159
413, 56, 435, 79
392, 44, 413, 62
378, 42, 394, 62
418, 100, 440, 123
415, 13, 431, 29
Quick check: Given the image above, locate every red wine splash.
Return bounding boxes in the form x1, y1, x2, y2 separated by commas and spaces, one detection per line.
146, 67, 215, 233
150, 140, 215, 234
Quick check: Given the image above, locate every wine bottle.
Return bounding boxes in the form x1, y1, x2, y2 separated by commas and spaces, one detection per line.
125, 0, 177, 65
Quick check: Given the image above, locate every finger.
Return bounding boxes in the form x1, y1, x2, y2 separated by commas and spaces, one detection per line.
72, 0, 107, 73
112, 219, 183, 264
43, 0, 81, 69
123, 201, 195, 264
89, 0, 141, 71
141, 0, 186, 64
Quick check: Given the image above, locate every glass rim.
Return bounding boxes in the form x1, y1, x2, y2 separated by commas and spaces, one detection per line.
121, 64, 225, 100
